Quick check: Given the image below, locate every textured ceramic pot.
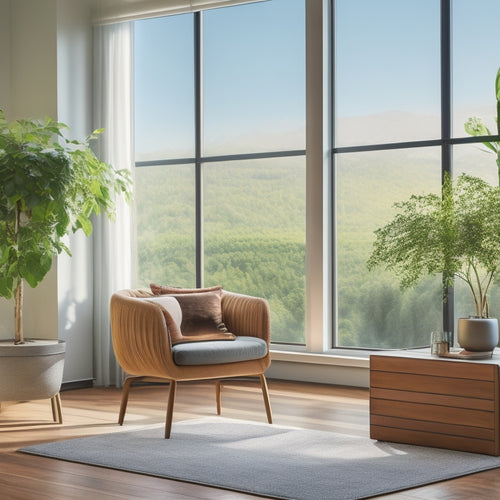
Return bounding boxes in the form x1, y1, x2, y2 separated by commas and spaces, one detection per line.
457, 318, 499, 352
0, 339, 65, 402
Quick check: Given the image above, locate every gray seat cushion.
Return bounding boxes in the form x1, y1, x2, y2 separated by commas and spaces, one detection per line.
172, 336, 268, 366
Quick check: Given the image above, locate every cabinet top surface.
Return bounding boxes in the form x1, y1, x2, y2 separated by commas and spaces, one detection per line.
370, 348, 500, 366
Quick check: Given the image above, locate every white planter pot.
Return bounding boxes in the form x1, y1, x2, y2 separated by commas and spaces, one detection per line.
457, 318, 499, 352
0, 339, 65, 402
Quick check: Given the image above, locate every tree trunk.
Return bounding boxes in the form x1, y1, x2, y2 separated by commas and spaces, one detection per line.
14, 201, 24, 344
14, 280, 24, 344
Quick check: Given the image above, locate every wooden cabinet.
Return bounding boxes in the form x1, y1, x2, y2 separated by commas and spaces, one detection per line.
370, 353, 500, 455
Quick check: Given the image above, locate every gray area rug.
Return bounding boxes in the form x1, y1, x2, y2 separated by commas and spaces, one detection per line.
19, 417, 500, 500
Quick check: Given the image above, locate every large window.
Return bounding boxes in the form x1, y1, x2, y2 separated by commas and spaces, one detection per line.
134, 0, 500, 352
334, 0, 500, 349
134, 0, 306, 344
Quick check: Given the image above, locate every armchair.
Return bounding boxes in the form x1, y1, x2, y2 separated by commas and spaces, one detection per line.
110, 288, 273, 438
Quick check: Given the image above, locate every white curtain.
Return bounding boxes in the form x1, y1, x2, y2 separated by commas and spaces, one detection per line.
92, 22, 134, 387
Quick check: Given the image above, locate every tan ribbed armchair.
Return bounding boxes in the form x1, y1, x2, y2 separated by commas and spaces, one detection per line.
110, 288, 273, 438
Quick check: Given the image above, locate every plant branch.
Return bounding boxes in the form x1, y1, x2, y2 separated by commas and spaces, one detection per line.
455, 268, 481, 317
470, 260, 485, 316
481, 271, 495, 317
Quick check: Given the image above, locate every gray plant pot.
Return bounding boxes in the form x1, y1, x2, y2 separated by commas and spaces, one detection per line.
0, 339, 65, 402
457, 318, 499, 352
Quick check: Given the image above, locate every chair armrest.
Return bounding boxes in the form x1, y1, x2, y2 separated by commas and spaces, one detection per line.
221, 291, 271, 344
110, 291, 174, 378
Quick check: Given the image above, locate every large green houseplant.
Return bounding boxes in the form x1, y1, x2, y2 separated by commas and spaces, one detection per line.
0, 110, 132, 345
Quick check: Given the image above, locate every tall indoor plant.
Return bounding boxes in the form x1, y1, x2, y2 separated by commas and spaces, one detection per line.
0, 110, 132, 345
0, 110, 132, 411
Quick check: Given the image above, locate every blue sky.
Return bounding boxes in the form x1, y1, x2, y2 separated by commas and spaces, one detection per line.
336, 0, 500, 117
134, 0, 500, 159
336, 0, 440, 117
134, 0, 305, 159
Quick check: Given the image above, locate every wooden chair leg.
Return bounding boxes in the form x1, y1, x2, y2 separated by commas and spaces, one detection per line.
118, 376, 135, 425
215, 380, 222, 415
51, 393, 63, 424
259, 374, 273, 424
165, 380, 177, 439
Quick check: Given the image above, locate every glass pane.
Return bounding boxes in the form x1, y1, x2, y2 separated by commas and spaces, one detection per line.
452, 0, 500, 138
454, 143, 499, 185
337, 148, 442, 348
203, 0, 305, 155
134, 15, 195, 161
135, 165, 196, 288
335, 0, 440, 147
204, 157, 306, 344
453, 144, 500, 324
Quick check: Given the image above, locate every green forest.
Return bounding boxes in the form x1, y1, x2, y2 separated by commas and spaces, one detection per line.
135, 158, 307, 344
135, 146, 499, 349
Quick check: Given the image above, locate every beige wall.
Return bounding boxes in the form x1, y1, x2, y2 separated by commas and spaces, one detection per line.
0, 0, 95, 383
0, 0, 11, 117
0, 0, 12, 337
9, 0, 58, 120
0, 0, 59, 340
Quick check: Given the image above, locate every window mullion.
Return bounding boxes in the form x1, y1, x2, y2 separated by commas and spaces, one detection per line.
441, 0, 454, 333
194, 11, 204, 288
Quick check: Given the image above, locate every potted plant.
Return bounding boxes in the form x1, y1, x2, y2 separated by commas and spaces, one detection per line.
367, 172, 500, 351
0, 110, 132, 413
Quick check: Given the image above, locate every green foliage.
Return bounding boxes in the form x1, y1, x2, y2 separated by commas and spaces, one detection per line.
0, 110, 132, 343
205, 233, 306, 343
137, 232, 306, 343
135, 160, 306, 343
368, 173, 500, 318
136, 155, 448, 348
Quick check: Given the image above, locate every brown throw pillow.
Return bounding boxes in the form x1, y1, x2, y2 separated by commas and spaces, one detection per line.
149, 285, 235, 345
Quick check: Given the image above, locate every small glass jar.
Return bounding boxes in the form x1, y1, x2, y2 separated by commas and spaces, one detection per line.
431, 330, 449, 356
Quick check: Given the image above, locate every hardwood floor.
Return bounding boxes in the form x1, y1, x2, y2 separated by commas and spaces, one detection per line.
1, 379, 499, 499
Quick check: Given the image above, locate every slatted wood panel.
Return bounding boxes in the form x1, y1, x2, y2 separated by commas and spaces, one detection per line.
370, 355, 500, 455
